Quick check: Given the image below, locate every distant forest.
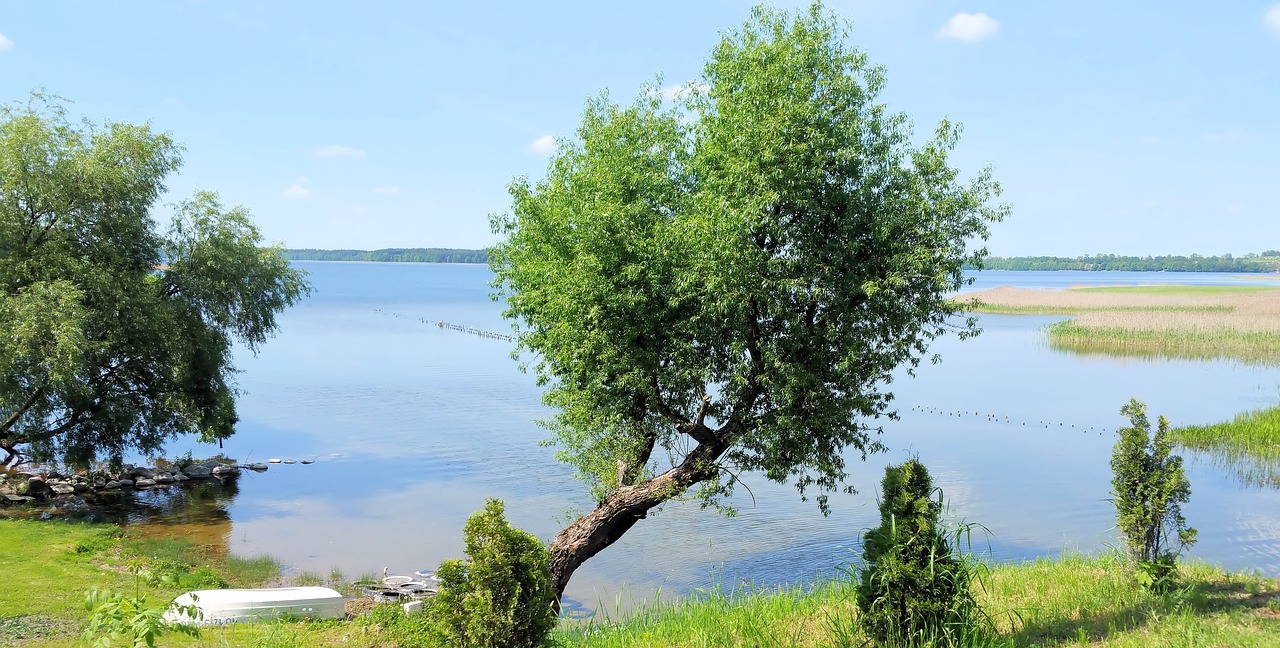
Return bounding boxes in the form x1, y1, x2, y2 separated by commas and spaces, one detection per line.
283, 248, 488, 263
979, 252, 1280, 272
284, 248, 1280, 272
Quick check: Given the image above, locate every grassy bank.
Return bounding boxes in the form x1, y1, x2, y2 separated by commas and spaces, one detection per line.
956, 285, 1280, 365
0, 518, 285, 646
552, 552, 1280, 647
5, 517, 1278, 646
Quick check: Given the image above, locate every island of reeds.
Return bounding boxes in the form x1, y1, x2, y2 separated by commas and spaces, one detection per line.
957, 285, 1280, 366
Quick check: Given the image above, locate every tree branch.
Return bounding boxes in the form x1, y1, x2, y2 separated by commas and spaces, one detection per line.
0, 386, 44, 435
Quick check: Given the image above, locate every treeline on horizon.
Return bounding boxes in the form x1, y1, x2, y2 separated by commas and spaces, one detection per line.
283, 248, 1280, 273
282, 248, 488, 263
977, 251, 1280, 272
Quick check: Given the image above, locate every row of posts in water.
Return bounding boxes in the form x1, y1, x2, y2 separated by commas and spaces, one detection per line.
434, 320, 515, 342
372, 309, 515, 342
377, 308, 1115, 433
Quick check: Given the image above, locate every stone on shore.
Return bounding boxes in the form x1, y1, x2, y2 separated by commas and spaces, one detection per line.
183, 464, 213, 478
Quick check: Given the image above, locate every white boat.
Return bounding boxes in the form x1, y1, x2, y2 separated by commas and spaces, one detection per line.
163, 586, 345, 626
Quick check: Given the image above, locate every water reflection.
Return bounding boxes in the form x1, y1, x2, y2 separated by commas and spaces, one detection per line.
1048, 339, 1280, 368
1184, 445, 1280, 490
13, 477, 243, 559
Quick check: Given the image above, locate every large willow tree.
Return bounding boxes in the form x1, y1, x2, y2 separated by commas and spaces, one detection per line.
489, 4, 1006, 601
0, 96, 309, 469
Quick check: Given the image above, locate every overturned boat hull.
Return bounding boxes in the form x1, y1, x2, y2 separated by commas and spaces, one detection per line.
163, 586, 345, 626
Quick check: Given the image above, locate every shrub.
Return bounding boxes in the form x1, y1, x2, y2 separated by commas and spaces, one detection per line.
429, 498, 557, 648
856, 458, 982, 646
1111, 398, 1197, 590
81, 563, 201, 648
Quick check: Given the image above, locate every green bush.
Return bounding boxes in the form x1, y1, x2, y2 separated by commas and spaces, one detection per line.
856, 458, 983, 646
429, 498, 557, 648
1111, 398, 1197, 591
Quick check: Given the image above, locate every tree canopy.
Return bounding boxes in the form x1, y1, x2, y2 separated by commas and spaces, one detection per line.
489, 4, 1006, 599
0, 96, 309, 469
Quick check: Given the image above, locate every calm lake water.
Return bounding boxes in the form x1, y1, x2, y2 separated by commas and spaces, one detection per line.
127, 264, 1280, 609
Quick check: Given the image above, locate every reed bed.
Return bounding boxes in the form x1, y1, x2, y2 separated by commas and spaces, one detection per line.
1172, 406, 1280, 454
1171, 407, 1280, 488
957, 285, 1280, 365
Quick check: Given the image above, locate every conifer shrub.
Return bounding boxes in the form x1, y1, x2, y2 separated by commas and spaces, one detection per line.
1111, 398, 1197, 591
429, 498, 557, 648
856, 458, 983, 646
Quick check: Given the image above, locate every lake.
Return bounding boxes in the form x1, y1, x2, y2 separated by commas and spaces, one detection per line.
128, 263, 1280, 610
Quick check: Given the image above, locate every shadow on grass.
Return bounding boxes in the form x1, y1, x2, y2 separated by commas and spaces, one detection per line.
0, 614, 76, 642
1006, 575, 1280, 646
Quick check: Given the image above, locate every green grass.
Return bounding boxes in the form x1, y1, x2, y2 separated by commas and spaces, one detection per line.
0, 519, 132, 644
1047, 321, 1280, 366
1168, 406, 1280, 488
3, 518, 1279, 647
1171, 406, 1280, 455
548, 552, 1280, 647
0, 517, 288, 647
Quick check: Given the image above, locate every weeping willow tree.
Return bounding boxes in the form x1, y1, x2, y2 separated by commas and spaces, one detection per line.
0, 95, 309, 469
489, 3, 1006, 602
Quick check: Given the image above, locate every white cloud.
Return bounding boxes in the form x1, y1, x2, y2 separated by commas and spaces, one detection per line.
313, 144, 366, 158
0, 33, 13, 50
529, 135, 556, 155
1266, 4, 1280, 34
373, 186, 400, 196
161, 97, 181, 106
282, 176, 311, 199
937, 13, 1000, 43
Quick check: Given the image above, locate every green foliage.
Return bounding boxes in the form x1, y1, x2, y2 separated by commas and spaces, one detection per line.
489, 2, 1004, 519
81, 564, 201, 648
856, 459, 985, 646
429, 498, 557, 648
0, 93, 310, 468
1111, 399, 1197, 591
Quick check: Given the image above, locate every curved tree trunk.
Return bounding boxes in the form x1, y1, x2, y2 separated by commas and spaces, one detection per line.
547, 440, 727, 607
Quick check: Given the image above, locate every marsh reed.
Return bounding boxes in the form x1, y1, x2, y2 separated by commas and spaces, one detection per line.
956, 285, 1280, 365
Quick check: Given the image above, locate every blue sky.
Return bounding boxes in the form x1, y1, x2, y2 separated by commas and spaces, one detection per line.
1, 1, 1277, 256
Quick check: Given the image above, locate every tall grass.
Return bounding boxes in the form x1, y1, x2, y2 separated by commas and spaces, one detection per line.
554, 580, 860, 648
957, 285, 1280, 365
1171, 406, 1280, 454
1047, 321, 1280, 365
1170, 406, 1280, 488
548, 552, 1280, 648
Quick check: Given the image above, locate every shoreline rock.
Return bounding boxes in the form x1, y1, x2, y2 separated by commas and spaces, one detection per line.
0, 457, 248, 504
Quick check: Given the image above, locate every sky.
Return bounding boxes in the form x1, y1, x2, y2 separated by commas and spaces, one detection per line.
1, 1, 1277, 256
